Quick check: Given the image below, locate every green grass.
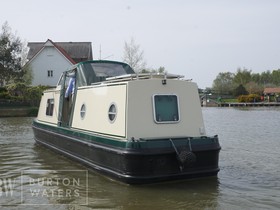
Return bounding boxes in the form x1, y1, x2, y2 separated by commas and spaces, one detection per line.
221, 98, 238, 103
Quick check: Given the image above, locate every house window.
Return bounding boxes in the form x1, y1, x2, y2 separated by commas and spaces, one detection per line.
47, 70, 53, 77
46, 99, 54, 116
153, 94, 180, 123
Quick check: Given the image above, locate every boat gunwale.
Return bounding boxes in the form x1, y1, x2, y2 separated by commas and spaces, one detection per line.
32, 119, 221, 153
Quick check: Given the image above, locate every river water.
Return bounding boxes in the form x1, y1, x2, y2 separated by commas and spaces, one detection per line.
0, 107, 279, 209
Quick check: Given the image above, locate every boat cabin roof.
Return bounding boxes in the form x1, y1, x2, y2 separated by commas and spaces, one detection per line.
57, 60, 185, 88
68, 60, 135, 86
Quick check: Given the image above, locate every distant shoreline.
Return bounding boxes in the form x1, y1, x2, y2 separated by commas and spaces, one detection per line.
202, 102, 280, 107
1, 102, 280, 118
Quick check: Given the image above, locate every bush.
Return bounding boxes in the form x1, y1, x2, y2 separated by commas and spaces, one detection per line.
0, 87, 9, 99
0, 87, 7, 93
6, 83, 27, 97
27, 107, 39, 116
233, 84, 248, 97
238, 94, 261, 102
0, 92, 11, 99
1, 84, 49, 106
25, 86, 45, 106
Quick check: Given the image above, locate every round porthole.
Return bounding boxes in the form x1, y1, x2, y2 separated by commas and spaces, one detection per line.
108, 103, 117, 123
80, 104, 86, 119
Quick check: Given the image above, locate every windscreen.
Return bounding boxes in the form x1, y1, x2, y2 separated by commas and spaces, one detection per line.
76, 62, 135, 86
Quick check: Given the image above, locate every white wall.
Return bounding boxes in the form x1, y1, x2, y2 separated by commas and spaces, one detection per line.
126, 79, 205, 139
31, 46, 73, 86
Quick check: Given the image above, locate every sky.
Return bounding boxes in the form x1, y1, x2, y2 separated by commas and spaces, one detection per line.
1, 0, 280, 88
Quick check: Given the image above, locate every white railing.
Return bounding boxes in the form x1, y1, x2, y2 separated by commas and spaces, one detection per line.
105, 73, 185, 82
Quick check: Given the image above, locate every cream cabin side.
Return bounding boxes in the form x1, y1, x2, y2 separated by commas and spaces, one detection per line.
37, 88, 60, 125
126, 79, 205, 140
71, 83, 127, 139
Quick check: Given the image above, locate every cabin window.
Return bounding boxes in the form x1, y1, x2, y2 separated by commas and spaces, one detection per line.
80, 104, 86, 119
46, 99, 54, 116
153, 94, 180, 123
108, 103, 117, 123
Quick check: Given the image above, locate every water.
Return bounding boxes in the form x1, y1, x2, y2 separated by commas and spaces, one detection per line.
0, 107, 280, 209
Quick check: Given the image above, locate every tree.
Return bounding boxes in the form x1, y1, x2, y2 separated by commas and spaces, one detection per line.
123, 38, 146, 72
0, 21, 24, 85
213, 67, 280, 95
271, 69, 280, 86
232, 84, 248, 96
140, 66, 167, 74
212, 72, 235, 95
233, 68, 252, 86
21, 64, 33, 85
245, 81, 263, 95
251, 73, 261, 84
19, 40, 33, 85
260, 70, 272, 87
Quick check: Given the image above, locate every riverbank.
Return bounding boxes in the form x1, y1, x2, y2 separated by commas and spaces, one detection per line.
0, 98, 39, 117
0, 107, 38, 117
219, 102, 280, 107
202, 101, 280, 107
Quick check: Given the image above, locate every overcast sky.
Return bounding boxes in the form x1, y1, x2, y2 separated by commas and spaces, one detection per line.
1, 0, 280, 88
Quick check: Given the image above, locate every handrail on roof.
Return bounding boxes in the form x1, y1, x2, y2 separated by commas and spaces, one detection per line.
106, 73, 185, 82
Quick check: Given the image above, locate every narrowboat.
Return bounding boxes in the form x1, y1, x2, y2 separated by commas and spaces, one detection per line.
32, 60, 221, 184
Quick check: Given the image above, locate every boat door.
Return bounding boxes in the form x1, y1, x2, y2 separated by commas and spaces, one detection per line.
57, 69, 77, 127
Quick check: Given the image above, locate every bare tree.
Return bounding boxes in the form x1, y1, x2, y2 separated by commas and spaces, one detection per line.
123, 38, 146, 72
21, 40, 33, 85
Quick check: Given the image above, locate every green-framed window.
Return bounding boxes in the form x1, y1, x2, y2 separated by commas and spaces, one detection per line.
153, 94, 180, 123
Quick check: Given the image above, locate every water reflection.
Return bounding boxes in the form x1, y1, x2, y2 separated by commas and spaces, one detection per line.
31, 144, 220, 209
85, 177, 220, 209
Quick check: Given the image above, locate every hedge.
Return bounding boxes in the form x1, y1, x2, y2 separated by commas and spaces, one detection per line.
238, 94, 261, 103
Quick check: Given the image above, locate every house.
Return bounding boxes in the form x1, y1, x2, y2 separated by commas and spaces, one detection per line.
263, 87, 280, 95
263, 87, 280, 102
26, 39, 93, 86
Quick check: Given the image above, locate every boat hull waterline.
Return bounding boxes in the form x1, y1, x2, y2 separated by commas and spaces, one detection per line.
33, 121, 220, 184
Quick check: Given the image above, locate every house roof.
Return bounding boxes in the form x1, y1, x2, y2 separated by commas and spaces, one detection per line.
263, 87, 280, 94
27, 39, 93, 64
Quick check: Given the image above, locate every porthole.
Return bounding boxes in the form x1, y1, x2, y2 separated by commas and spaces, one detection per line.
80, 104, 86, 119
108, 103, 117, 123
